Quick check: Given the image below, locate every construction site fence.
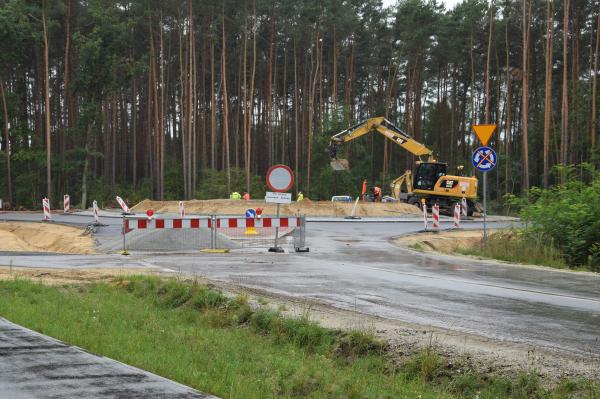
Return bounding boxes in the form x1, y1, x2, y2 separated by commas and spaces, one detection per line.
121, 215, 307, 252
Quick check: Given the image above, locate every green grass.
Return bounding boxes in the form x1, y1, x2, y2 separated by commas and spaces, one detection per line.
456, 229, 569, 270
0, 276, 597, 398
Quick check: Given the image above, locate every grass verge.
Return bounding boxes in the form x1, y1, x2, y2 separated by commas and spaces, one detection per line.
0, 276, 597, 398
456, 229, 569, 270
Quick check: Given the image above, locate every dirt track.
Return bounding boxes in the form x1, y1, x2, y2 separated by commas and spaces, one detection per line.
132, 198, 421, 217
0, 221, 96, 254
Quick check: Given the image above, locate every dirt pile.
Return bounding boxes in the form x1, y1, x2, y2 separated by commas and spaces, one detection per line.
393, 230, 492, 253
0, 221, 96, 254
132, 198, 421, 217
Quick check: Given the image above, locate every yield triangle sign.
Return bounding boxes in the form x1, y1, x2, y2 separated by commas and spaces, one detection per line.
471, 124, 497, 146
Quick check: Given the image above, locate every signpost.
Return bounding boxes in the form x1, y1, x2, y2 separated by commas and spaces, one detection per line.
471, 124, 498, 241
265, 165, 294, 253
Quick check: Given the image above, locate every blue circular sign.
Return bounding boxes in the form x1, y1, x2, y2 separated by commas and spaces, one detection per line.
245, 209, 256, 218
471, 146, 497, 172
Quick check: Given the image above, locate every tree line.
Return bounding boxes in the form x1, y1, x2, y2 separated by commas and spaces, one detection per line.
0, 0, 599, 207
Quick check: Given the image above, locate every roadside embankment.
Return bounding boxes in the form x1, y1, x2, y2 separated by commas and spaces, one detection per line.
393, 229, 491, 253
132, 198, 421, 217
0, 275, 597, 398
0, 221, 96, 254
394, 229, 572, 271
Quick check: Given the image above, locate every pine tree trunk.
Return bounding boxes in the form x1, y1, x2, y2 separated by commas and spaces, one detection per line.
42, 3, 52, 201
543, 0, 553, 187
521, 0, 531, 192
222, 7, 231, 194
505, 23, 512, 194
561, 0, 570, 174
592, 6, 600, 151
246, 5, 257, 194
0, 80, 12, 203
485, 2, 494, 124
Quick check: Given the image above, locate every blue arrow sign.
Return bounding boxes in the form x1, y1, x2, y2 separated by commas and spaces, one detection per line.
471, 146, 497, 172
245, 209, 256, 218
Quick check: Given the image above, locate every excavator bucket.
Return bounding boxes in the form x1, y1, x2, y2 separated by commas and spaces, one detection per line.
330, 158, 350, 171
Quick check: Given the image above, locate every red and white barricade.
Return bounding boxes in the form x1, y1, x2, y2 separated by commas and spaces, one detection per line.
178, 201, 185, 218
422, 204, 428, 230
124, 216, 300, 232
63, 194, 70, 213
116, 196, 131, 214
125, 217, 212, 231
432, 204, 440, 230
93, 200, 100, 224
461, 197, 468, 218
453, 203, 461, 229
42, 198, 51, 221
216, 217, 301, 229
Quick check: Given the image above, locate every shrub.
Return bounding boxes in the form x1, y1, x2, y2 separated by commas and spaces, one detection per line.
520, 165, 600, 267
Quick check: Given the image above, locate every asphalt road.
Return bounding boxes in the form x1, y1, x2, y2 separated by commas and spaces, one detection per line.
0, 318, 214, 398
1, 212, 600, 359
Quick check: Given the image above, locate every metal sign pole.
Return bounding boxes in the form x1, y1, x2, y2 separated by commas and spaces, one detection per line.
483, 172, 487, 241
274, 203, 280, 248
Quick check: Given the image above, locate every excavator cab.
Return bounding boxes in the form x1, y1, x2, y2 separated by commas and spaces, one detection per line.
413, 162, 447, 191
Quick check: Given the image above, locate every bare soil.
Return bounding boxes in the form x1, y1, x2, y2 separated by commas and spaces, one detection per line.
0, 266, 152, 285
0, 221, 96, 254
132, 198, 421, 217
393, 229, 489, 253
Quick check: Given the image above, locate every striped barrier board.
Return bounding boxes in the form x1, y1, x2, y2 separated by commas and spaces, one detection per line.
42, 198, 51, 221
216, 217, 300, 228
124, 217, 300, 232
453, 203, 461, 229
432, 204, 440, 230
63, 194, 70, 213
125, 218, 212, 231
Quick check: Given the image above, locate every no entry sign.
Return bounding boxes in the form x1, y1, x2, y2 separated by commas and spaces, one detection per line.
266, 164, 294, 193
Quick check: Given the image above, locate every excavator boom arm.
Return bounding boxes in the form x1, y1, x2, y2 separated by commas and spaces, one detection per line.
331, 117, 433, 158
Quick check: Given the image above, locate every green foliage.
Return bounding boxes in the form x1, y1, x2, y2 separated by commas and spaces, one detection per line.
520, 165, 600, 268
195, 168, 265, 199
457, 229, 566, 269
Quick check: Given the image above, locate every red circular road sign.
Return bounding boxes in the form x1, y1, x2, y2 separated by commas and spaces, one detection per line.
266, 164, 294, 193
146, 209, 154, 218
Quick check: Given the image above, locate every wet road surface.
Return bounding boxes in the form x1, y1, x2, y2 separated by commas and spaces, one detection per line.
1, 212, 600, 358
0, 318, 214, 398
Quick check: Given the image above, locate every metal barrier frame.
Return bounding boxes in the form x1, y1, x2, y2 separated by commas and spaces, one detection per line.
121, 214, 307, 253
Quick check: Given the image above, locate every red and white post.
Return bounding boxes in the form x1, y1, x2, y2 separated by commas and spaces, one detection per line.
422, 203, 428, 231
93, 200, 100, 224
42, 198, 51, 221
432, 204, 440, 230
178, 201, 185, 218
461, 197, 468, 218
453, 203, 461, 229
63, 194, 70, 213
115, 196, 131, 214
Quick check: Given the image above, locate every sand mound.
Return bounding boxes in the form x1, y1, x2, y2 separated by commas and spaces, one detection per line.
393, 230, 496, 253
132, 198, 420, 217
0, 221, 96, 254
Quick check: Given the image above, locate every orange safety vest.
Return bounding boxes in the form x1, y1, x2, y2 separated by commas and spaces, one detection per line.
242, 193, 250, 201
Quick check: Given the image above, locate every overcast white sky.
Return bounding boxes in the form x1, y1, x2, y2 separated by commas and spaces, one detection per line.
381, 0, 462, 10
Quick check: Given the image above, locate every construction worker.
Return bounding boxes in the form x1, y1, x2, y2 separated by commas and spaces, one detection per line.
242, 192, 250, 201
230, 192, 241, 200
373, 186, 382, 202
297, 192, 304, 202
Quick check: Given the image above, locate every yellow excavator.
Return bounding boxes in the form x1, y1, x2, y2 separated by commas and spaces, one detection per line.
329, 116, 478, 214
